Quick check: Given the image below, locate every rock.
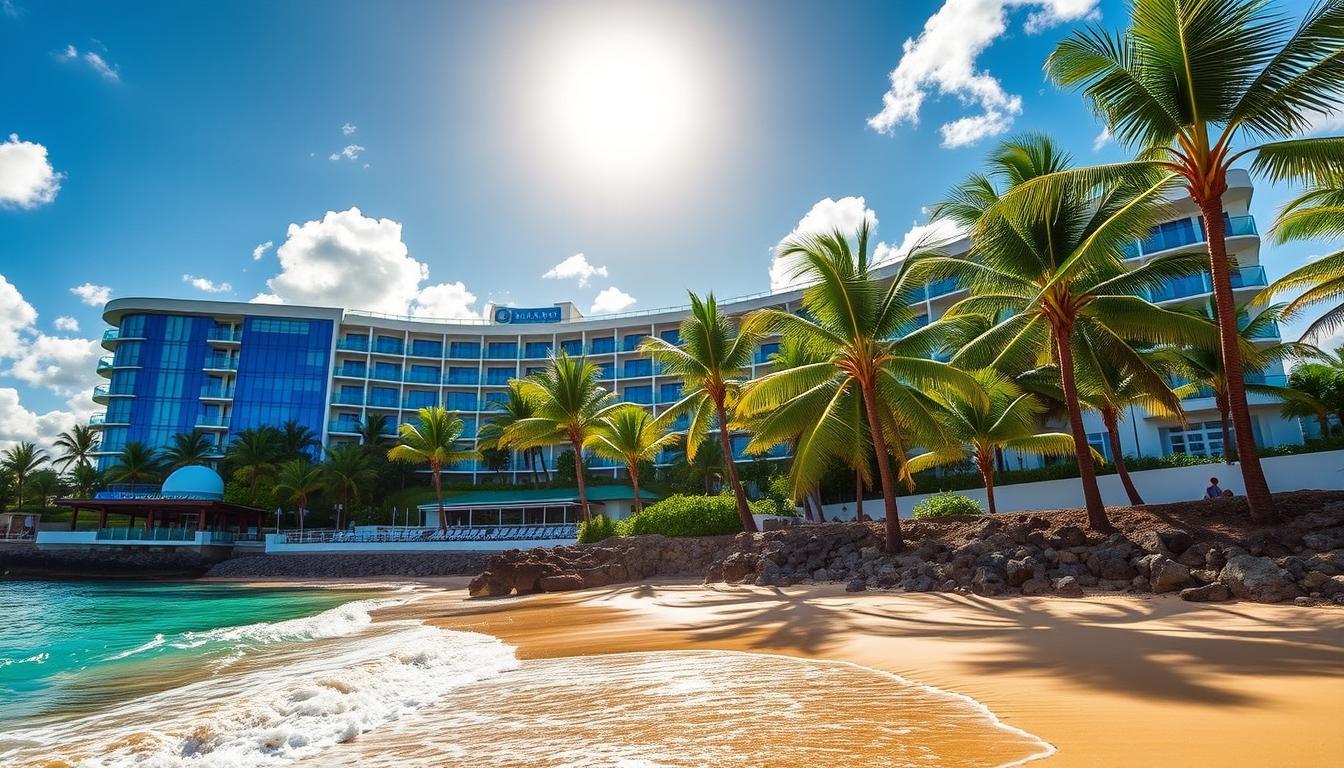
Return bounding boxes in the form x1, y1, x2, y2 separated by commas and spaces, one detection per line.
467, 570, 513, 598
1054, 526, 1088, 548
812, 567, 832, 582
971, 566, 1006, 596
845, 578, 867, 592
900, 574, 935, 593
1180, 583, 1232, 602
1086, 548, 1138, 581
539, 573, 585, 592
1005, 556, 1040, 587
1219, 554, 1304, 603
1205, 547, 1227, 571
1020, 576, 1052, 596
1303, 529, 1344, 552
1053, 576, 1084, 597
1293, 596, 1317, 607
718, 551, 757, 583
1158, 530, 1195, 556
1149, 556, 1193, 594
1320, 575, 1344, 598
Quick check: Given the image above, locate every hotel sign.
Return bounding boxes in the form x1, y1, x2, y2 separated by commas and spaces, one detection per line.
494, 306, 561, 324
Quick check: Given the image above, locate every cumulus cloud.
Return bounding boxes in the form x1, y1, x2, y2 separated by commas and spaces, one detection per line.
1092, 126, 1112, 151
0, 275, 38, 357
182, 274, 233, 294
770, 197, 880, 292
53, 316, 79, 332
868, 0, 1100, 148
70, 283, 111, 306
329, 144, 365, 161
254, 207, 479, 318
875, 216, 967, 267
251, 240, 273, 261
590, 287, 636, 315
342, 123, 357, 136
0, 134, 63, 209
5, 333, 101, 395
56, 43, 121, 82
1302, 109, 1344, 136
542, 253, 609, 287
0, 388, 92, 454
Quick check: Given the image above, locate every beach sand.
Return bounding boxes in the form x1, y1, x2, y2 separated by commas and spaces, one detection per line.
406, 580, 1344, 767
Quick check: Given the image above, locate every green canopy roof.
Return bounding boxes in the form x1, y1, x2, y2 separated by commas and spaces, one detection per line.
416, 485, 658, 510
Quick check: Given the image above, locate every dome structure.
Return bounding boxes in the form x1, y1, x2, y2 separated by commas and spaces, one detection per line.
160, 465, 225, 500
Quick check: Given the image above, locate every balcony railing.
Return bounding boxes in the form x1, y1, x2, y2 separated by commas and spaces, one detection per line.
330, 420, 362, 433
403, 398, 439, 410
337, 338, 370, 352
404, 370, 443, 384
89, 413, 106, 426
1124, 215, 1257, 260
206, 327, 243, 342
1145, 265, 1267, 303
372, 340, 405, 355
196, 415, 230, 428
97, 356, 115, 373
200, 385, 235, 399
444, 373, 479, 385
367, 394, 400, 408
332, 391, 365, 405
102, 328, 120, 342
924, 277, 963, 299
369, 368, 403, 382
203, 356, 239, 371
334, 364, 368, 378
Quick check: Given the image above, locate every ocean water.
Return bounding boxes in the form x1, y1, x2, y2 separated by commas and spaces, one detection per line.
0, 581, 1051, 767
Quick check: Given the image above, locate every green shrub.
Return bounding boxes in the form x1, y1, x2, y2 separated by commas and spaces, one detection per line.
614, 493, 776, 537
911, 492, 983, 519
577, 514, 618, 543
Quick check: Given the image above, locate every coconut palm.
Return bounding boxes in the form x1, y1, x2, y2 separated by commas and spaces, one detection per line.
913, 134, 1216, 531
639, 293, 763, 533
105, 442, 163, 488
387, 406, 476, 531
4, 443, 52, 510
356, 413, 393, 452
478, 381, 547, 486
589, 405, 680, 515
25, 469, 66, 510
738, 223, 984, 552
1263, 175, 1344, 339
499, 353, 614, 523
161, 428, 214, 469
227, 427, 284, 506
323, 443, 377, 530
906, 370, 1092, 515
1281, 361, 1336, 438
273, 459, 324, 532
280, 419, 321, 460
759, 339, 833, 521
68, 462, 104, 499
52, 425, 99, 471
1158, 303, 1322, 464
1045, 0, 1344, 521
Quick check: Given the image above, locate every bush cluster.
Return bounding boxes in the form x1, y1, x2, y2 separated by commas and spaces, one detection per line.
911, 492, 983, 519
577, 514, 618, 544
614, 493, 776, 538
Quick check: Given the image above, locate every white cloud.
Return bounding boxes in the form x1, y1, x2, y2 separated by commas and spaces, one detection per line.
0, 388, 90, 455
542, 253, 609, 287
5, 333, 101, 395
342, 123, 357, 136
70, 283, 111, 306
410, 282, 479, 319
251, 240, 273, 261
182, 274, 233, 293
0, 134, 63, 209
56, 43, 121, 82
0, 275, 38, 357
1092, 126, 1112, 151
868, 1, 1100, 148
329, 144, 365, 161
770, 197, 880, 291
1302, 109, 1344, 136
876, 217, 967, 267
53, 316, 80, 332
254, 207, 479, 318
590, 287, 637, 315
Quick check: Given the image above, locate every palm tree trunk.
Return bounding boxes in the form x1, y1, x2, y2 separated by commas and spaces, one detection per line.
570, 438, 591, 523
854, 470, 864, 522
857, 378, 905, 553
713, 398, 757, 533
1102, 407, 1144, 506
1320, 413, 1332, 438
432, 459, 446, 531
1054, 329, 1111, 532
978, 452, 997, 516
1217, 393, 1234, 465
1199, 199, 1275, 523
630, 462, 643, 515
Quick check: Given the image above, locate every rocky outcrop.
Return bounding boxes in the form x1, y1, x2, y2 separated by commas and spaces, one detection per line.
205, 552, 492, 579
468, 535, 731, 597
1, 543, 215, 578
1218, 552, 1304, 603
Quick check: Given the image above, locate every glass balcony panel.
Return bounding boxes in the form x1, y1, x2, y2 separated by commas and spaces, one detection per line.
337, 336, 370, 352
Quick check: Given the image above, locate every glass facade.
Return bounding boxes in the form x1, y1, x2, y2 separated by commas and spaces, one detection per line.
229, 317, 333, 454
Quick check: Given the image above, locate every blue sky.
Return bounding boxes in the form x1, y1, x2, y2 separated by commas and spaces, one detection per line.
0, 0, 1328, 446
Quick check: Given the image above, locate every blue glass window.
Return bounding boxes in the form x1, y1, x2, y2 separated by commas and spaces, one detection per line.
623, 358, 653, 377
659, 329, 680, 345
446, 366, 478, 385
483, 391, 509, 406
114, 340, 143, 367
368, 386, 399, 408
659, 382, 682, 403
406, 364, 441, 384
621, 334, 645, 352
372, 361, 402, 381
486, 341, 517, 359
227, 318, 332, 454
755, 342, 781, 364
446, 391, 478, 410
338, 334, 369, 351
558, 339, 582, 355
120, 314, 209, 453
598, 363, 615, 380
373, 335, 404, 355
525, 366, 545, 376
449, 340, 481, 358
524, 341, 552, 358
410, 339, 443, 358
486, 367, 514, 385
336, 360, 367, 377
404, 390, 438, 409
119, 315, 146, 338
623, 385, 653, 405
589, 336, 615, 354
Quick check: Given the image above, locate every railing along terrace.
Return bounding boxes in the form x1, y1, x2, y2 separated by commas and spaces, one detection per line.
280, 524, 580, 545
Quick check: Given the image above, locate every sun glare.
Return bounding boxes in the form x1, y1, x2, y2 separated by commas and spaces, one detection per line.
538, 24, 707, 185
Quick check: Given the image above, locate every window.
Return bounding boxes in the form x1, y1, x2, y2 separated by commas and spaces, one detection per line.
446, 392, 478, 410
659, 382, 682, 403
755, 342, 781, 364
486, 341, 517, 359
225, 317, 332, 451
623, 358, 653, 377
623, 385, 652, 405
1142, 217, 1198, 253
449, 340, 481, 358
1087, 431, 1112, 461
1165, 421, 1229, 458
372, 361, 402, 381
486, 367, 514, 385
524, 341, 552, 358
368, 386, 399, 408
373, 335, 403, 355
597, 363, 615, 380
407, 364, 441, 384
621, 334, 645, 352
589, 336, 615, 354
410, 339, 443, 358
404, 390, 437, 409
119, 315, 146, 338
446, 366, 478, 385
659, 329, 680, 345
558, 339, 582, 355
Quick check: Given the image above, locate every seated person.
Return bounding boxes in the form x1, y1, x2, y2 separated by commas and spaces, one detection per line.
1205, 477, 1223, 499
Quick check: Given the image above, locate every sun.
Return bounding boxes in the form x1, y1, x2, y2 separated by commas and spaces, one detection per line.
538, 23, 707, 185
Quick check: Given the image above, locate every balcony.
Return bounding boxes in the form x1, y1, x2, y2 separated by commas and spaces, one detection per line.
369, 367, 403, 382
93, 384, 133, 403
200, 384, 235, 400
203, 356, 239, 371
206, 327, 243, 343
337, 337, 370, 353
331, 391, 365, 406
367, 393, 400, 409
1124, 215, 1257, 260
924, 277, 963, 300
88, 413, 106, 426
1144, 265, 1267, 303
330, 419, 362, 434
372, 339, 405, 356
485, 346, 518, 360
754, 343, 781, 365
334, 364, 368, 379
195, 415, 230, 429
403, 369, 443, 384
97, 356, 115, 375
403, 398, 439, 410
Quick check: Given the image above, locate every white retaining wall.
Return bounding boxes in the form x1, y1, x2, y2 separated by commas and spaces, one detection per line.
821, 449, 1344, 520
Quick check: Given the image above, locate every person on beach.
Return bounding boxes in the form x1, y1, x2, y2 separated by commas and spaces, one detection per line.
1205, 477, 1223, 499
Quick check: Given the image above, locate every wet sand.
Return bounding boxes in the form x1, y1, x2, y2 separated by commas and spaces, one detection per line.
407, 580, 1344, 767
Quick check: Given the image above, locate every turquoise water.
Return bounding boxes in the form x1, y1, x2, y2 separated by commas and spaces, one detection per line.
0, 580, 380, 723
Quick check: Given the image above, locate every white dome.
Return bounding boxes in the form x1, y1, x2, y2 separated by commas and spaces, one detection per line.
161, 465, 225, 500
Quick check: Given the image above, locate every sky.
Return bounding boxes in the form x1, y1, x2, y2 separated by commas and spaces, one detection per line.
0, 0, 1333, 452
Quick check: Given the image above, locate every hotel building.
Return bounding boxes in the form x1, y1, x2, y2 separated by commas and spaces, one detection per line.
89, 169, 1302, 480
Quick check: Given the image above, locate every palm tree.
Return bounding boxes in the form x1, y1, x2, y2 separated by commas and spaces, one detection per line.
906, 370, 1091, 515
274, 459, 324, 532
738, 223, 983, 551
914, 134, 1215, 531
477, 381, 547, 485
1282, 361, 1336, 438
52, 425, 99, 471
499, 353, 614, 523
387, 406, 476, 531
590, 405, 680, 515
1159, 302, 1321, 464
105, 442, 163, 488
227, 427, 284, 505
758, 339, 832, 521
1045, 0, 1344, 521
68, 462, 103, 499
356, 413, 393, 452
1263, 175, 1344, 339
162, 428, 214, 469
323, 443, 377, 530
2, 442, 50, 511
639, 293, 762, 533
280, 419, 321, 460
25, 469, 66, 509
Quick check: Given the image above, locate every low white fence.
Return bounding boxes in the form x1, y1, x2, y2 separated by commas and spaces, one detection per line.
821, 449, 1344, 520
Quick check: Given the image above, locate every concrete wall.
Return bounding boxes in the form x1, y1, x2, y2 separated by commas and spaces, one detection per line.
264, 534, 577, 554
822, 449, 1344, 520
